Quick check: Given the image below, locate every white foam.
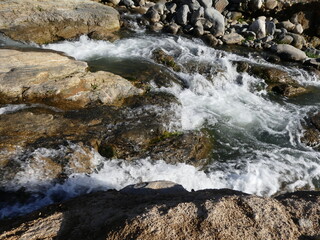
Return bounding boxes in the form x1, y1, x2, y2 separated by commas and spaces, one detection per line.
0, 104, 28, 115
1, 34, 318, 218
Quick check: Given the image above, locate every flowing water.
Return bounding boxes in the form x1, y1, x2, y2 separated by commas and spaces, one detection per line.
1, 32, 320, 218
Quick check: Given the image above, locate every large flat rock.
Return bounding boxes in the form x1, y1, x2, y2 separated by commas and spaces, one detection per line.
0, 49, 142, 109
0, 0, 120, 44
0, 187, 319, 240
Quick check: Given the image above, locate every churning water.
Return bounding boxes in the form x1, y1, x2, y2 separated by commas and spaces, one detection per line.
1, 34, 320, 218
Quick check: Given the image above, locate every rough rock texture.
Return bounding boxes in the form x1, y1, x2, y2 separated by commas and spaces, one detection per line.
0, 49, 142, 109
301, 111, 320, 149
236, 61, 308, 97
0, 93, 212, 187
0, 0, 120, 44
0, 185, 319, 240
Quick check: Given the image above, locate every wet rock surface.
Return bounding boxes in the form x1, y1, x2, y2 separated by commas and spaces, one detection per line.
301, 111, 320, 149
0, 0, 120, 44
0, 184, 319, 240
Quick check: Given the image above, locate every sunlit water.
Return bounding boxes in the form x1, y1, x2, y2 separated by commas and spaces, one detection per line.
1, 33, 320, 218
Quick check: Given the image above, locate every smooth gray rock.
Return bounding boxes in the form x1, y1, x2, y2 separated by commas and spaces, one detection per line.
176, 5, 190, 26
249, 17, 266, 39
222, 32, 244, 44
198, 0, 213, 8
273, 44, 307, 61
204, 7, 225, 36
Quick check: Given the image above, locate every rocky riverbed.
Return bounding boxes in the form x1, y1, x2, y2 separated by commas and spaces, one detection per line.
0, 0, 320, 239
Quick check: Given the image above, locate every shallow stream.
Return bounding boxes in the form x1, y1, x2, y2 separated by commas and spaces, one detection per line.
1, 31, 320, 218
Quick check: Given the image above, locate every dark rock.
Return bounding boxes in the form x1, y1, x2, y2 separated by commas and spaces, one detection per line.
198, 0, 213, 8
202, 33, 219, 46
301, 112, 320, 150
152, 48, 181, 72
247, 64, 308, 97
145, 7, 161, 23
166, 2, 177, 14
165, 23, 181, 34
191, 6, 204, 25
266, 20, 276, 36
176, 5, 190, 26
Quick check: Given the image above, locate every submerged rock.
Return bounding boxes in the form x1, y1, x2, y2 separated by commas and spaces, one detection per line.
301, 112, 320, 149
237, 62, 309, 97
152, 48, 181, 72
0, 49, 143, 109
1, 187, 319, 240
0, 0, 120, 44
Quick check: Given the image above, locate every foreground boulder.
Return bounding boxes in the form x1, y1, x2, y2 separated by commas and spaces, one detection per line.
0, 0, 120, 44
0, 183, 319, 240
0, 49, 142, 109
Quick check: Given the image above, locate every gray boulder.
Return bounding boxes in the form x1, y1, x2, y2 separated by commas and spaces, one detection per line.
249, 16, 266, 39
194, 20, 204, 36
204, 7, 225, 36
273, 44, 307, 62
146, 8, 161, 23
176, 5, 190, 26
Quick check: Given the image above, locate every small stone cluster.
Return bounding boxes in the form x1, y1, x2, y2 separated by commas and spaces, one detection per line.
113, 0, 320, 65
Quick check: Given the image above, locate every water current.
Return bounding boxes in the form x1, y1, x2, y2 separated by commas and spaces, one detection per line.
1, 31, 320, 218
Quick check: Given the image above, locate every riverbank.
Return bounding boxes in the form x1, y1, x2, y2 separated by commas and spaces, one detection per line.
0, 0, 320, 239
